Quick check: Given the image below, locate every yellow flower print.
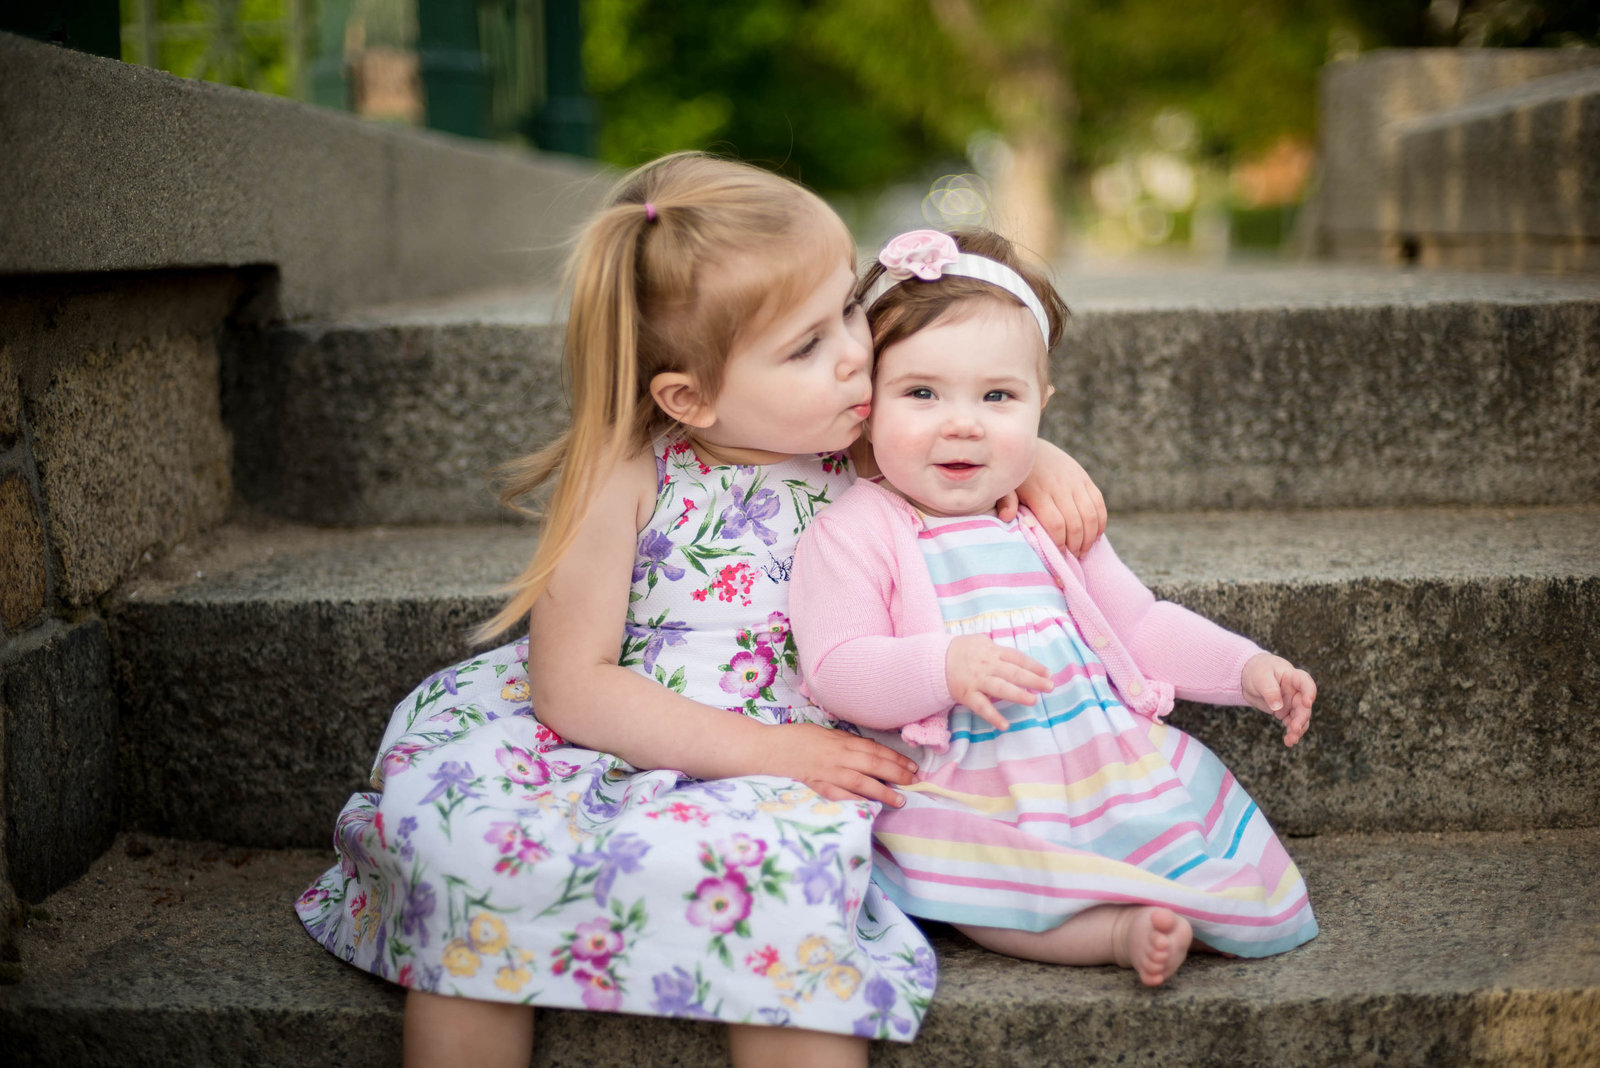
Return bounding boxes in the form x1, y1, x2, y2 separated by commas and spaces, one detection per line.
469, 913, 509, 954
810, 800, 843, 817
442, 939, 481, 978
825, 964, 861, 1000
797, 935, 834, 972
518, 947, 536, 965
501, 679, 530, 702
494, 963, 533, 993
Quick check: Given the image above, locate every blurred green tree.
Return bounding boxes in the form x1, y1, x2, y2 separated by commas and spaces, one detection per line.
585, 0, 1596, 253
583, 0, 936, 191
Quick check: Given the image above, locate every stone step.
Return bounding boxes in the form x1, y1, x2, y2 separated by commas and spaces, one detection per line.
106, 505, 1600, 848
3, 828, 1597, 1067
225, 268, 1600, 524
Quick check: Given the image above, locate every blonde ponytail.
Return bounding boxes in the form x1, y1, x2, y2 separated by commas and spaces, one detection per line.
474, 153, 853, 643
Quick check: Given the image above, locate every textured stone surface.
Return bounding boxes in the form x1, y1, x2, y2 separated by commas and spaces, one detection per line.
4, 275, 241, 606
230, 309, 566, 523
1394, 68, 1600, 274
0, 32, 601, 318
107, 507, 1600, 847
0, 474, 47, 631
239, 269, 1600, 524
1310, 48, 1600, 263
112, 523, 536, 846
1055, 269, 1600, 511
0, 619, 119, 903
30, 333, 231, 604
2, 829, 1597, 1066
0, 345, 19, 444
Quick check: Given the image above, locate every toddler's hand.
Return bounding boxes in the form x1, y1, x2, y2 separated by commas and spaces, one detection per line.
1002, 442, 1107, 558
946, 635, 1053, 733
767, 723, 919, 807
1241, 653, 1316, 747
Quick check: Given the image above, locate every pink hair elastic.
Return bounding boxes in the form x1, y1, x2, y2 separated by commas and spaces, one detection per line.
644, 202, 658, 222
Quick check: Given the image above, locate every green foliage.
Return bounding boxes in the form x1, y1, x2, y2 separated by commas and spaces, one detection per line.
583, 0, 936, 191
121, 0, 304, 97
585, 0, 1597, 198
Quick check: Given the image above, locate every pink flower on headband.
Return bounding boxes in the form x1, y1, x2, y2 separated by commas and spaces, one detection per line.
878, 229, 959, 281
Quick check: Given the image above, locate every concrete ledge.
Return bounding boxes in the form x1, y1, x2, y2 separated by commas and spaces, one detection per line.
0, 33, 604, 318
1057, 269, 1600, 511
1394, 68, 1600, 272
106, 506, 1600, 846
3, 829, 1596, 1066
1310, 48, 1600, 263
1, 619, 118, 902
239, 269, 1600, 523
228, 299, 566, 524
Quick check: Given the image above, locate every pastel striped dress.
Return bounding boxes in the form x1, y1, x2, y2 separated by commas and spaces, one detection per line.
869, 513, 1317, 958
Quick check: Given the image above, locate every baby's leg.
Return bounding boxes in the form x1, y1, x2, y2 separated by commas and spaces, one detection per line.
957, 905, 1193, 987
403, 990, 534, 1068
728, 1024, 869, 1068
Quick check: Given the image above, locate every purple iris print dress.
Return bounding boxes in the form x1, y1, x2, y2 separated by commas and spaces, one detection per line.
296, 440, 937, 1039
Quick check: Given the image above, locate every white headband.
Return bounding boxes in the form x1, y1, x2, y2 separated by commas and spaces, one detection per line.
859, 229, 1051, 343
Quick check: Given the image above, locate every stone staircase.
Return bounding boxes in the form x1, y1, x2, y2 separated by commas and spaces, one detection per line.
3, 267, 1597, 1065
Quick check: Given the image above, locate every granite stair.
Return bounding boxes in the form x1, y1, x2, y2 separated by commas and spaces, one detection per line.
5, 267, 1599, 1066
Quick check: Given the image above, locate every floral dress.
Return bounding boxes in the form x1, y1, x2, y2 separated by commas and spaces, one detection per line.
296, 441, 936, 1040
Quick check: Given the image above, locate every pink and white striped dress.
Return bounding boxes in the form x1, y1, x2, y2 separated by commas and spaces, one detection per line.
868, 513, 1317, 957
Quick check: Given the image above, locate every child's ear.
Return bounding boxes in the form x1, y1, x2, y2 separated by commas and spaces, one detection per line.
650, 371, 715, 428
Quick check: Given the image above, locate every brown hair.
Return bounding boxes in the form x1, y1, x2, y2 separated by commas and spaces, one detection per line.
476, 152, 853, 640
858, 229, 1069, 371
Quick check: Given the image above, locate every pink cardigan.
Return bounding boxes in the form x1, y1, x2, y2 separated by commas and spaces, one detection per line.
789, 479, 1265, 750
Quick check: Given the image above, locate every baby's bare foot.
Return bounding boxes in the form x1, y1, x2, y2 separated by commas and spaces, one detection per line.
1112, 907, 1193, 986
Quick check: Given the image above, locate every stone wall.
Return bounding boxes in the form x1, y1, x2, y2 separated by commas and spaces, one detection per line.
0, 31, 604, 964
1307, 48, 1600, 273
0, 272, 255, 951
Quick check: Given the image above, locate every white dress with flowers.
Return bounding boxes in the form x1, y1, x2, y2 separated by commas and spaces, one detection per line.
296, 441, 936, 1040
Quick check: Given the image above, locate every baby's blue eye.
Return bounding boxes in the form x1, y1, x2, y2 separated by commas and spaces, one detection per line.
984, 389, 1013, 402
908, 387, 934, 400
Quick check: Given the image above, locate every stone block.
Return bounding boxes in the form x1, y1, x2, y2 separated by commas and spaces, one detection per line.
240, 269, 1600, 525
5, 273, 243, 605
0, 345, 19, 444
107, 507, 1599, 846
30, 332, 231, 604
1053, 269, 1600, 511
230, 310, 566, 524
1396, 68, 1600, 247
1313, 48, 1600, 251
0, 32, 602, 319
0, 475, 48, 632
111, 524, 534, 846
2, 830, 1597, 1066
1, 619, 119, 902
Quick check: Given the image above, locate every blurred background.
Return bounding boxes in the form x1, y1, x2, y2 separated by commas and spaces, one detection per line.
25, 0, 1600, 264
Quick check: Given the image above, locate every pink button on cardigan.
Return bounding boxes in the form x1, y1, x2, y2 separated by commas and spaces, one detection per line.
789, 479, 1265, 751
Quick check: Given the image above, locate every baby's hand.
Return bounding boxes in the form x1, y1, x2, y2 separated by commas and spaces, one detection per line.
946, 635, 1053, 733
767, 723, 919, 807
1241, 653, 1316, 747
1001, 441, 1107, 558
